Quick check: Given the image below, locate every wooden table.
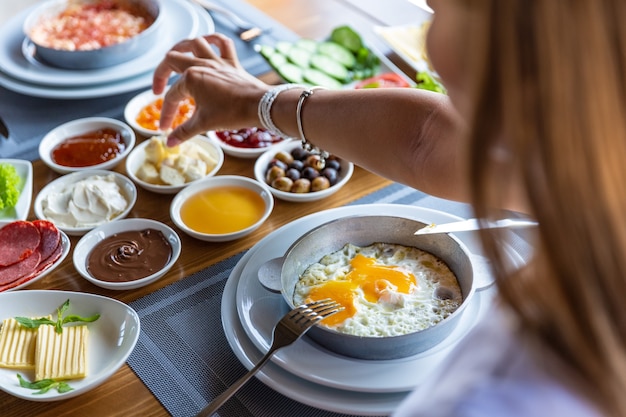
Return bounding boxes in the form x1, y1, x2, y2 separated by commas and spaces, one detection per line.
0, 1, 426, 415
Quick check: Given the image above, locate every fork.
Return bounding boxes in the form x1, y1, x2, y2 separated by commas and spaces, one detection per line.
191, 0, 265, 42
196, 299, 343, 417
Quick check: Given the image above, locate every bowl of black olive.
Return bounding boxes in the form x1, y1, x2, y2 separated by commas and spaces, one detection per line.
254, 141, 353, 202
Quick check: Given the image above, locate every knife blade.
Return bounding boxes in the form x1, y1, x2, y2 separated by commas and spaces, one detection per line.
414, 218, 538, 235
0, 116, 8, 139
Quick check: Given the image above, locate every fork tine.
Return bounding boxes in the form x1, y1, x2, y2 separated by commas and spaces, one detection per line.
290, 299, 343, 328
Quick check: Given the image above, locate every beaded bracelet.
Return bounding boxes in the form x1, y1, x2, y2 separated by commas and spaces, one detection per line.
257, 83, 303, 138
296, 87, 329, 159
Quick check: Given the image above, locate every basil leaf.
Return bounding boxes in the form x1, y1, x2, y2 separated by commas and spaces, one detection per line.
16, 374, 74, 395
14, 317, 56, 329
62, 314, 101, 326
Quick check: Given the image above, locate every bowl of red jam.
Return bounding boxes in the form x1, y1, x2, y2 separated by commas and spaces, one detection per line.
208, 128, 291, 159
23, 0, 162, 70
39, 117, 136, 175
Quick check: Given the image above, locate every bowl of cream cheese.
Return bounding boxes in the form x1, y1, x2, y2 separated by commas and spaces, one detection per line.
33, 170, 137, 236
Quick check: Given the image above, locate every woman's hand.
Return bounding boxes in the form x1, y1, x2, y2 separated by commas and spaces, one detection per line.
152, 33, 269, 147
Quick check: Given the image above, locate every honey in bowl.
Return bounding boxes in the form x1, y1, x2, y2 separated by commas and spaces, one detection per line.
180, 186, 266, 234
51, 128, 126, 167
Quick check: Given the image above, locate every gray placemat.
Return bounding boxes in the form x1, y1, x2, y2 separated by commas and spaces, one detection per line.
126, 183, 533, 417
0, 0, 298, 160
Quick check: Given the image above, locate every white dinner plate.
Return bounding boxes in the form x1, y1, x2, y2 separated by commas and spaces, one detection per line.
223, 204, 525, 414
0, 290, 140, 401
0, 0, 203, 87
233, 204, 502, 394
0, 1, 214, 99
222, 225, 408, 416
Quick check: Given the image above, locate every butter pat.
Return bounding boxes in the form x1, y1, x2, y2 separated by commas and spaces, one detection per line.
0, 318, 38, 369
36, 325, 88, 381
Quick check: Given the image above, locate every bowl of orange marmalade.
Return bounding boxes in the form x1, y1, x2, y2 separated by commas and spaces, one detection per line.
39, 117, 136, 175
170, 175, 274, 242
124, 87, 195, 137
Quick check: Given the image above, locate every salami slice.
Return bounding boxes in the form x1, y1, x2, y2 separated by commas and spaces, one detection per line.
33, 220, 61, 261
0, 251, 41, 286
36, 239, 64, 274
0, 221, 41, 267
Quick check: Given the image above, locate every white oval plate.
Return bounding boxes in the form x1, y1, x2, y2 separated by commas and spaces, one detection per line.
0, 159, 32, 224
0, 290, 140, 401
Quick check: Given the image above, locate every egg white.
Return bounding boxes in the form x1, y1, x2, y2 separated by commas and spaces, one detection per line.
294, 242, 463, 337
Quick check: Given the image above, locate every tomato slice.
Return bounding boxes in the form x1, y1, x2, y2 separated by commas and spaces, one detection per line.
354, 72, 411, 89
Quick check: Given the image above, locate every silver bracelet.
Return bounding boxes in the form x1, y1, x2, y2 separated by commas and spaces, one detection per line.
296, 87, 329, 159
258, 83, 304, 138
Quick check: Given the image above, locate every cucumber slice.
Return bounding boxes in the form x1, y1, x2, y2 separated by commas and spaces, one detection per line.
287, 47, 312, 68
268, 53, 288, 69
257, 45, 276, 60
303, 68, 343, 89
317, 41, 356, 69
310, 54, 350, 81
275, 41, 292, 56
276, 62, 305, 84
330, 26, 363, 53
295, 38, 318, 53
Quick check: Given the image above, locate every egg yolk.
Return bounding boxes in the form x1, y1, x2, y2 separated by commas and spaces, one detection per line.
307, 254, 417, 326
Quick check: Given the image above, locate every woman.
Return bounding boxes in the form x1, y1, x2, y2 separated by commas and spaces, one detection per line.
153, 0, 626, 415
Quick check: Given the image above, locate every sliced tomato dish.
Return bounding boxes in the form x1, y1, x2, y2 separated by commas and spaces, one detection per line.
354, 72, 411, 89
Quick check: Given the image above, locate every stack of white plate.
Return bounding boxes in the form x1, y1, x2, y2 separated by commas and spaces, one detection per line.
222, 204, 513, 416
0, 0, 214, 99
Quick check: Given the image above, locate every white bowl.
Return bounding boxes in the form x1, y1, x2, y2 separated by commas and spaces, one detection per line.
253, 141, 354, 202
73, 218, 181, 290
208, 129, 292, 159
0, 290, 140, 401
170, 175, 274, 242
39, 117, 136, 175
0, 159, 32, 224
34, 170, 137, 236
124, 87, 167, 137
125, 135, 224, 194
0, 221, 70, 292
23, 0, 162, 70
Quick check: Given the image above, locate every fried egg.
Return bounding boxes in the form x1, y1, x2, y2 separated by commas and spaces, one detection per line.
293, 242, 462, 337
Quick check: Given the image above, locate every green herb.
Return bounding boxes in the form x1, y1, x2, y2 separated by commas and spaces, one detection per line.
0, 163, 21, 210
415, 71, 447, 94
15, 299, 100, 334
17, 374, 74, 395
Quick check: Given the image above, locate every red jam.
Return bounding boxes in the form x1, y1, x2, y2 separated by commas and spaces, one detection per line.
215, 127, 285, 149
51, 128, 126, 167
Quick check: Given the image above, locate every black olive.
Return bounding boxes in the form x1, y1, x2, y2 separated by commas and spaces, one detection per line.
325, 159, 341, 171
291, 147, 308, 160
301, 166, 320, 180
321, 167, 338, 185
285, 168, 301, 181
289, 159, 304, 171
268, 158, 288, 171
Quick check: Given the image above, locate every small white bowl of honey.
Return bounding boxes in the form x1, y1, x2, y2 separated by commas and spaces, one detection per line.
169, 175, 274, 242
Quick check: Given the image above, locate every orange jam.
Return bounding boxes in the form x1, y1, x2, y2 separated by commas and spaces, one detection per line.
51, 127, 126, 167
180, 186, 266, 234
307, 254, 417, 326
135, 97, 195, 131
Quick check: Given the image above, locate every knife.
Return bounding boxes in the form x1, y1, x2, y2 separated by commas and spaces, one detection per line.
414, 218, 538, 235
0, 116, 8, 139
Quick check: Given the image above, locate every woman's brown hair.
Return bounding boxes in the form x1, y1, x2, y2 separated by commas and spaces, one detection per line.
466, 0, 626, 415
